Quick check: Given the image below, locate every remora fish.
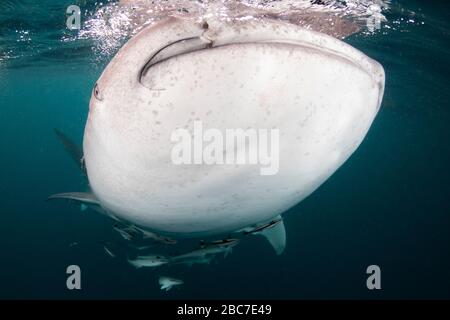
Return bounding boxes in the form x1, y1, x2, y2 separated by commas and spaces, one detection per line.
236, 215, 286, 255
158, 276, 184, 292
199, 238, 240, 249
171, 253, 215, 267
53, 16, 385, 255
103, 244, 116, 258
100, 240, 122, 258
127, 254, 170, 268
113, 224, 138, 241
113, 223, 177, 244
240, 219, 282, 236
171, 239, 240, 266
133, 225, 177, 245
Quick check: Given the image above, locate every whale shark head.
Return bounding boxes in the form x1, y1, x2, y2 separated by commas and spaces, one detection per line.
83, 16, 384, 237
87, 16, 384, 120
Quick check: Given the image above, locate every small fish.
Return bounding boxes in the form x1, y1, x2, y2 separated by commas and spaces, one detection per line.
114, 228, 133, 241
100, 240, 118, 258
133, 226, 177, 245
103, 245, 116, 258
130, 244, 157, 251
174, 254, 215, 267
113, 224, 139, 241
171, 239, 239, 266
128, 254, 169, 268
158, 276, 184, 292
199, 238, 239, 248
241, 218, 282, 236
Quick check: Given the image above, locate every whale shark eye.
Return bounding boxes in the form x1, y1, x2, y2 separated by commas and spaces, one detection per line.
93, 83, 103, 101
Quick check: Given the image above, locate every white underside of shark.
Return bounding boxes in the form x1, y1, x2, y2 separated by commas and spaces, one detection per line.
52, 16, 385, 256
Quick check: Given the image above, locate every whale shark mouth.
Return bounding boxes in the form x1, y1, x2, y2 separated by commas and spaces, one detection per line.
137, 18, 384, 108
139, 36, 206, 83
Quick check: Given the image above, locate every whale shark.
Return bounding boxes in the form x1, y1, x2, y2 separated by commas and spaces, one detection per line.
50, 16, 385, 256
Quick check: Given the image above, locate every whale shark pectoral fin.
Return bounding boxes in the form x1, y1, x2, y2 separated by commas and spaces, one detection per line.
47, 192, 99, 205
53, 129, 85, 174
47, 192, 107, 215
259, 216, 286, 255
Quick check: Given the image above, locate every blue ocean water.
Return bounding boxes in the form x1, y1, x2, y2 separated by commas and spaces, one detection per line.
0, 0, 449, 299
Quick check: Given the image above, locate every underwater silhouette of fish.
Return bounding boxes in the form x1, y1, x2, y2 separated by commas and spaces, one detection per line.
101, 241, 117, 258
52, 16, 385, 255
199, 238, 240, 249
174, 254, 215, 267
128, 254, 170, 268
170, 238, 240, 266
132, 225, 177, 245
113, 224, 137, 241
112, 223, 177, 245
240, 217, 283, 236
158, 276, 184, 292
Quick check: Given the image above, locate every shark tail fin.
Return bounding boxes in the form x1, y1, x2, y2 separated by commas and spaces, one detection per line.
260, 215, 286, 255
